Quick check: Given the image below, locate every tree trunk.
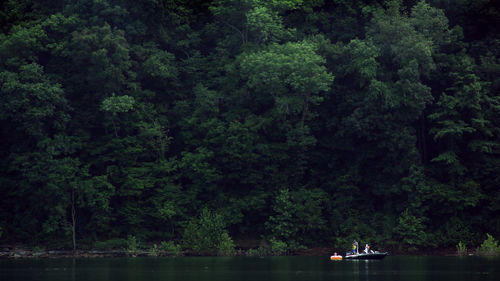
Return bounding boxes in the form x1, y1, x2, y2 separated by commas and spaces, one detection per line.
300, 97, 309, 129
72, 186, 76, 253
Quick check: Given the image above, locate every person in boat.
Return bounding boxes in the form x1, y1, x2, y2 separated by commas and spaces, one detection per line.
352, 240, 359, 254
364, 244, 374, 254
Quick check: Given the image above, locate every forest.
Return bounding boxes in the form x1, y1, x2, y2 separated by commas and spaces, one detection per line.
0, 0, 499, 255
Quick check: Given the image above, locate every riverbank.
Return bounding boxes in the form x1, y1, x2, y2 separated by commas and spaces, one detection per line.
0, 245, 463, 259
0, 246, 131, 259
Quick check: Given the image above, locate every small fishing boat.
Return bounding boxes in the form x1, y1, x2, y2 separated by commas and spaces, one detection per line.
344, 251, 388, 260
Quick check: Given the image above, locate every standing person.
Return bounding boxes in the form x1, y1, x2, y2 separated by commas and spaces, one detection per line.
352, 240, 359, 254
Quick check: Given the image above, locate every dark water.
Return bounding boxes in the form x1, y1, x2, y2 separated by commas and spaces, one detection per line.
1, 256, 499, 281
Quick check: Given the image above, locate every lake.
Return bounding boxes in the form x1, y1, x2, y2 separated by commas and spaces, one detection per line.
1, 256, 499, 281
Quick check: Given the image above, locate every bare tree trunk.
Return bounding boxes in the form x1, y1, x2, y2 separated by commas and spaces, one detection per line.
221, 20, 246, 45
72, 186, 76, 253
300, 97, 309, 129
419, 114, 428, 162
111, 117, 118, 137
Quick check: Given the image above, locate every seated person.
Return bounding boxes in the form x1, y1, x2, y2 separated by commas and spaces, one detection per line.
364, 244, 372, 254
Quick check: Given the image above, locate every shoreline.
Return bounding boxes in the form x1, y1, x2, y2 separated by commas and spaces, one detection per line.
0, 246, 463, 259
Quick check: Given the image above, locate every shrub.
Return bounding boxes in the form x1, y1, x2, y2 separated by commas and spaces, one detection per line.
476, 233, 500, 256
182, 208, 235, 255
126, 235, 139, 256
217, 232, 235, 256
245, 247, 265, 256
159, 241, 182, 256
270, 238, 288, 256
265, 188, 327, 250
393, 209, 427, 251
456, 241, 467, 256
150, 244, 160, 257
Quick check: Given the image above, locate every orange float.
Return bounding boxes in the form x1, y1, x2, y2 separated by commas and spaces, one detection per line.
330, 255, 342, 260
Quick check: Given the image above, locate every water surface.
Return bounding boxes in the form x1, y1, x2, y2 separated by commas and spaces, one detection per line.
1, 256, 499, 281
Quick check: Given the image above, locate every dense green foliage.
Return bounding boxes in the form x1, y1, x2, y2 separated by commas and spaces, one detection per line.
476, 233, 500, 256
182, 208, 235, 255
1, 0, 499, 254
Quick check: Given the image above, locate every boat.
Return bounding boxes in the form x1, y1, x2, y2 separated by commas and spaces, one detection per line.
344, 251, 388, 260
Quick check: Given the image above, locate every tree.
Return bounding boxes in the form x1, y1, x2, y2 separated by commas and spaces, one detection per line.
1, 0, 499, 251
393, 209, 427, 251
100, 94, 135, 136
266, 188, 327, 249
238, 41, 333, 187
240, 40, 333, 126
209, 0, 297, 47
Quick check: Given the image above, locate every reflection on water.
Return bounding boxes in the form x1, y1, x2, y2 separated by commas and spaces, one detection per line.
1, 256, 499, 281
